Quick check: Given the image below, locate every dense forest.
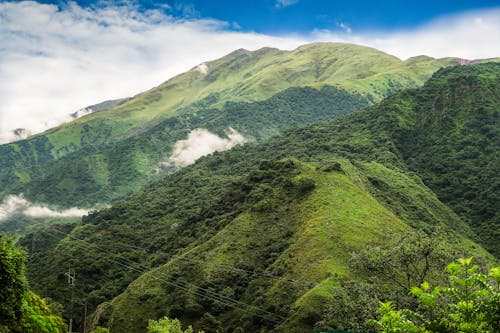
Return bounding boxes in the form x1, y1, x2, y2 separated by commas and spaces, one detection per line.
9, 63, 497, 332
0, 85, 369, 209
0, 43, 461, 212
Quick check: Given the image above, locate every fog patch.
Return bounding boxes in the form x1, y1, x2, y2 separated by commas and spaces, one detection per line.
0, 195, 90, 220
166, 128, 246, 167
196, 63, 208, 74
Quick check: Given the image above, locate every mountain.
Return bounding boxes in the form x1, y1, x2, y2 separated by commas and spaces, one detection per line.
0, 43, 465, 212
21, 63, 499, 332
70, 98, 130, 120
0, 86, 369, 210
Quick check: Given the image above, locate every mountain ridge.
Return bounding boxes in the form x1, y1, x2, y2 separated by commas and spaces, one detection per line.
1, 42, 484, 213
20, 62, 499, 333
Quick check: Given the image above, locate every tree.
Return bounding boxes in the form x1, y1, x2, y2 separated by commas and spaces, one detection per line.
147, 316, 204, 333
0, 235, 26, 332
371, 258, 500, 333
0, 234, 66, 333
349, 230, 453, 292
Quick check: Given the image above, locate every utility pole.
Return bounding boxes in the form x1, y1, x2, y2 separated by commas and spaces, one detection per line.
65, 268, 76, 333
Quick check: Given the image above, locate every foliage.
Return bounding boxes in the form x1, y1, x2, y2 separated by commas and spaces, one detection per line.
0, 234, 66, 333
147, 316, 204, 333
371, 258, 500, 333
0, 235, 26, 331
92, 327, 110, 333
318, 231, 459, 332
20, 291, 67, 333
349, 230, 455, 291
18, 63, 500, 332
0, 85, 369, 210
0, 43, 463, 210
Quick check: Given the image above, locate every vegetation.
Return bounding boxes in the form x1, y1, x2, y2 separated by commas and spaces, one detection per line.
1, 235, 25, 331
317, 230, 469, 332
0, 234, 66, 333
147, 316, 204, 333
14, 62, 500, 332
0, 85, 369, 209
371, 258, 499, 333
0, 42, 464, 210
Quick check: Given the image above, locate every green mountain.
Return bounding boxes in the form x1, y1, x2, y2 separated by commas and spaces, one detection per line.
21, 63, 499, 332
0, 85, 369, 209
0, 43, 463, 211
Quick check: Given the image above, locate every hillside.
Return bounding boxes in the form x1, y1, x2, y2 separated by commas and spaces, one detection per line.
20, 63, 499, 332
0, 85, 368, 212
0, 43, 462, 210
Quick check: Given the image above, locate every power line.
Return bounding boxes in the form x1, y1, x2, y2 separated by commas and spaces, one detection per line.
43, 229, 284, 324
42, 228, 286, 324
46, 224, 316, 288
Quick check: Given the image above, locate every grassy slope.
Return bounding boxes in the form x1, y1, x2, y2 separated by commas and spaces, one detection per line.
104, 159, 488, 333
106, 161, 409, 332
0, 85, 369, 209
19, 63, 498, 332
0, 43, 460, 181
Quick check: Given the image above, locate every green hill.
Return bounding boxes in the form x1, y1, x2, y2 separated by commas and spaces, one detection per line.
20, 63, 499, 332
0, 43, 463, 211
0, 85, 369, 209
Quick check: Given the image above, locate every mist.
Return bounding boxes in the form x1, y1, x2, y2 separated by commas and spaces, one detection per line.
0, 195, 90, 220
166, 128, 246, 167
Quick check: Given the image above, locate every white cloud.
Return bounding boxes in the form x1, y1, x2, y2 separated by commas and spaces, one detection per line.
0, 1, 305, 144
312, 8, 500, 60
196, 62, 208, 74
0, 2, 499, 144
166, 128, 246, 167
0, 195, 90, 220
276, 0, 299, 9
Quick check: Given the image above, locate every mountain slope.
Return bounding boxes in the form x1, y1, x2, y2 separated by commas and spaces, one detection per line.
0, 85, 369, 208
0, 43, 464, 209
21, 63, 498, 332
105, 160, 486, 333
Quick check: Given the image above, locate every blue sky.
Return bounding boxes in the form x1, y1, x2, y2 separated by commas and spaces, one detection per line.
1, 0, 499, 142
35, 0, 500, 34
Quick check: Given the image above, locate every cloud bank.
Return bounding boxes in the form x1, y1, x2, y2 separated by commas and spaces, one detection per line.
312, 8, 500, 60
0, 2, 499, 144
0, 1, 304, 144
0, 195, 90, 220
166, 128, 246, 167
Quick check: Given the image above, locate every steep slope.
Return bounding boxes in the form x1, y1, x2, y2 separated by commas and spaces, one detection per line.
391, 64, 500, 255
0, 86, 369, 208
20, 63, 498, 332
0, 43, 462, 209
105, 160, 485, 333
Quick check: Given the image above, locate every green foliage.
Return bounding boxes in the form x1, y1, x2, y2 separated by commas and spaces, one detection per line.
0, 235, 26, 331
20, 291, 67, 333
319, 231, 460, 332
372, 302, 423, 333
349, 230, 455, 291
0, 42, 465, 210
0, 234, 66, 333
371, 258, 500, 333
147, 316, 203, 333
18, 63, 499, 332
0, 85, 369, 209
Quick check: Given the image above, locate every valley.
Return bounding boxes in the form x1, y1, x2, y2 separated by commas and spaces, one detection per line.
1, 42, 498, 333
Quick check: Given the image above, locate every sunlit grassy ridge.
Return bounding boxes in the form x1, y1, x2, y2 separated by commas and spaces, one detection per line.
0, 43, 464, 208
0, 85, 369, 209
20, 63, 499, 332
